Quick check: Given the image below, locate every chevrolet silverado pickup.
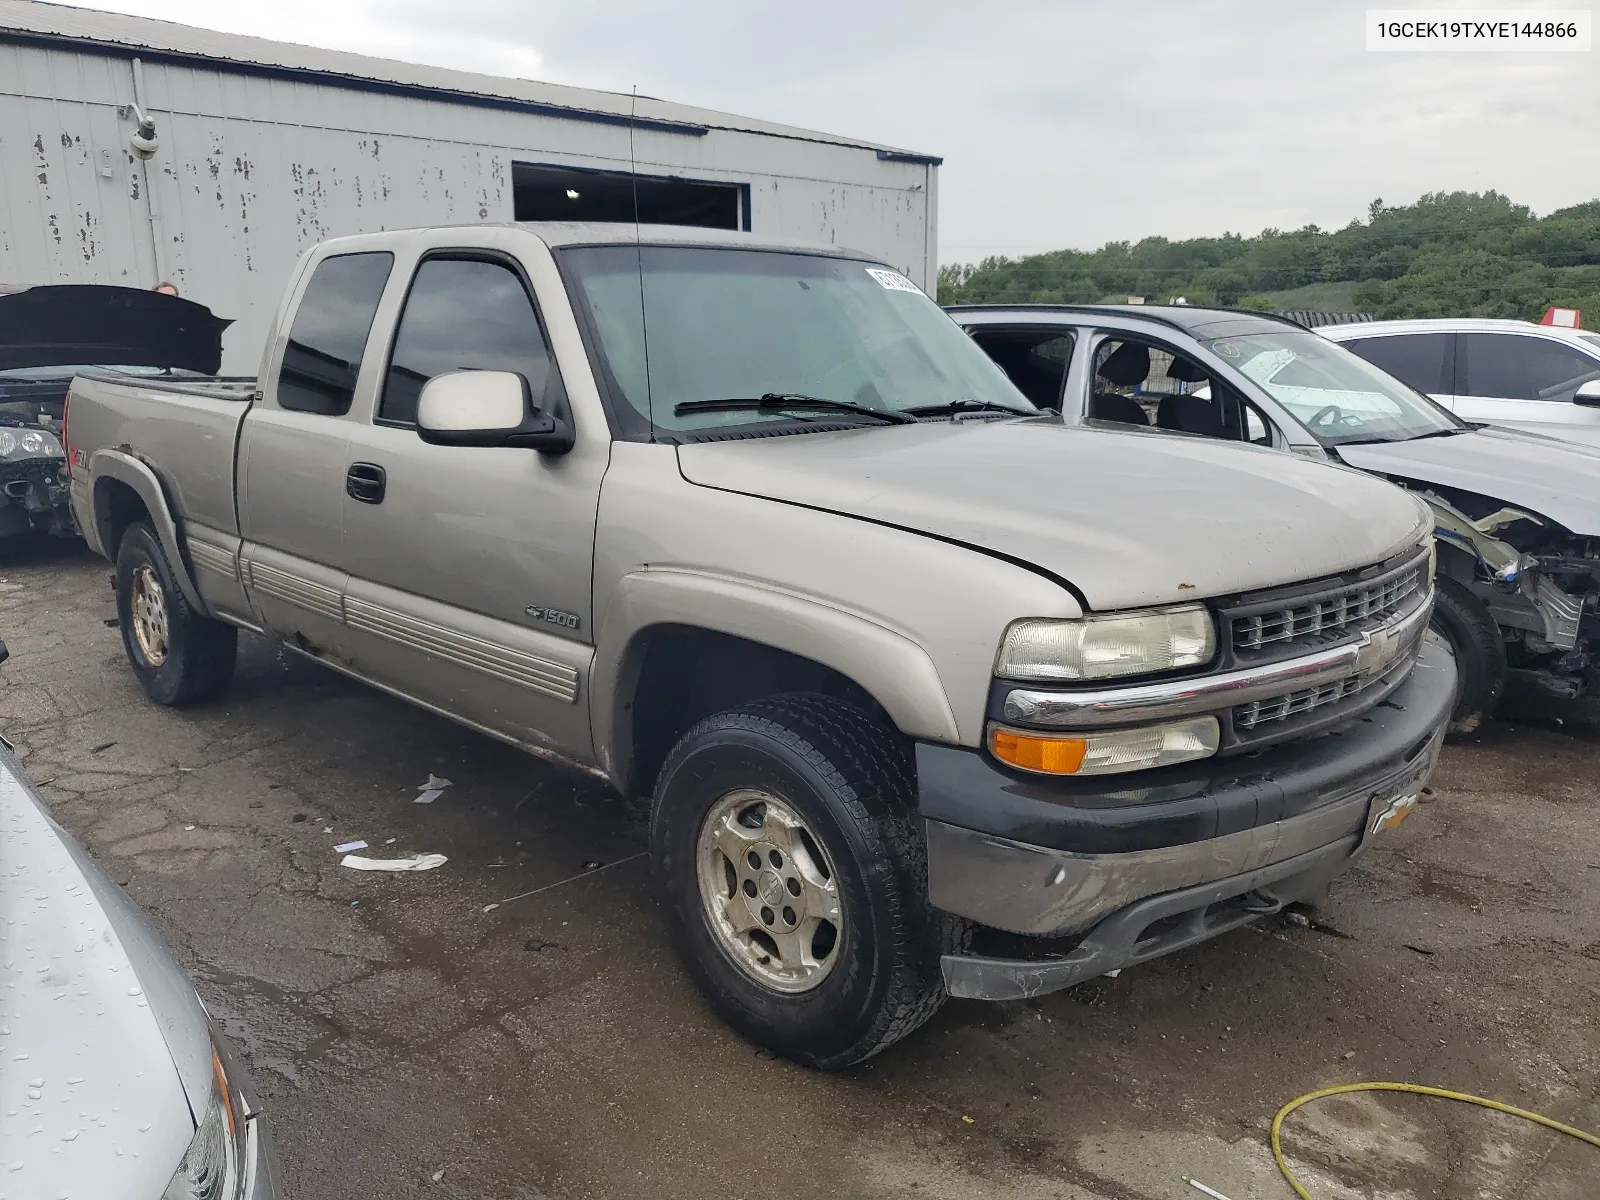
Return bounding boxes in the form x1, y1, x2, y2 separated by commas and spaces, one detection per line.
64, 223, 1454, 1068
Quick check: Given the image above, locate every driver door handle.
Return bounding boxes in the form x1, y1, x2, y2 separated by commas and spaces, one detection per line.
346, 462, 386, 504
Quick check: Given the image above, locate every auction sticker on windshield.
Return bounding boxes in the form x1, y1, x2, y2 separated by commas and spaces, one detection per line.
865, 267, 922, 294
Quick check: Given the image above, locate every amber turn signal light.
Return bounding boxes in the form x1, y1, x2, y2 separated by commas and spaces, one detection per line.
990, 728, 1088, 775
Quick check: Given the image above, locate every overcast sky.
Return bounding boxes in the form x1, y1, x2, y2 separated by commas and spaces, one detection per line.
62, 0, 1600, 264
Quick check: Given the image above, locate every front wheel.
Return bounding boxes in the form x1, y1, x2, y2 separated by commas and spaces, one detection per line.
115, 522, 237, 706
651, 694, 960, 1069
1429, 576, 1506, 739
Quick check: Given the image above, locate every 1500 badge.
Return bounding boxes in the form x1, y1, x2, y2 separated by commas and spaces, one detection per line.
525, 604, 581, 631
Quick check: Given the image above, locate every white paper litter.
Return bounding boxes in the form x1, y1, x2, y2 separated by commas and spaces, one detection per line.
420, 775, 453, 790
333, 840, 368, 853
341, 852, 447, 872
414, 789, 444, 805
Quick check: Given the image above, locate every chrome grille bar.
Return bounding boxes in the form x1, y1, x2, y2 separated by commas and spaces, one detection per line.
1233, 564, 1422, 653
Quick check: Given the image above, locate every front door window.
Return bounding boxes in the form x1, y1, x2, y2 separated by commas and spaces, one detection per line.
1458, 333, 1600, 404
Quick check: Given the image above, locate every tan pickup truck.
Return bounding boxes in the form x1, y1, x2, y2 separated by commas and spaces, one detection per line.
65, 222, 1455, 1067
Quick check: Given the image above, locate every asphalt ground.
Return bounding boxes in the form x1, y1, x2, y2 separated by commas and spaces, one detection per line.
3, 537, 1598, 1200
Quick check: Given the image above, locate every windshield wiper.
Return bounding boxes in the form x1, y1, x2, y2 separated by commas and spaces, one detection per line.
1339, 427, 1470, 447
903, 397, 1035, 419
673, 393, 917, 425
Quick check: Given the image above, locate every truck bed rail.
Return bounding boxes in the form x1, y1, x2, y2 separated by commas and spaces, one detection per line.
72, 372, 258, 402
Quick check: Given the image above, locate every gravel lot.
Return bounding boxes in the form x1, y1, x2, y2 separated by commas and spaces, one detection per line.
4, 539, 1598, 1200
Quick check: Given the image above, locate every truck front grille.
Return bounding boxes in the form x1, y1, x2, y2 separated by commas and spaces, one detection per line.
1233, 650, 1418, 733
1230, 552, 1426, 656
1235, 674, 1375, 730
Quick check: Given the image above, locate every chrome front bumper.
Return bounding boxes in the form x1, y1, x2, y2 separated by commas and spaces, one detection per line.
929, 725, 1441, 937
923, 635, 1457, 1001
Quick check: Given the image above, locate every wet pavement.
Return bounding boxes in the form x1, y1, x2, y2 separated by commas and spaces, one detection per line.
3, 539, 1599, 1200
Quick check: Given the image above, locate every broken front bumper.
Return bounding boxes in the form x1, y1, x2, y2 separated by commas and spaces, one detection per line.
920, 635, 1457, 1001
0, 455, 74, 538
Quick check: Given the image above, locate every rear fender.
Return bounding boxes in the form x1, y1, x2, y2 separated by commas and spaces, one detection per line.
89, 448, 207, 613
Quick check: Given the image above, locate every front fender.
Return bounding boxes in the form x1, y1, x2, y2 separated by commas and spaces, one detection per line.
589, 565, 962, 788
89, 448, 208, 613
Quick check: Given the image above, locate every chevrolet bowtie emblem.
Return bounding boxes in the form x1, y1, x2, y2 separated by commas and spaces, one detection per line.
1353, 624, 1400, 676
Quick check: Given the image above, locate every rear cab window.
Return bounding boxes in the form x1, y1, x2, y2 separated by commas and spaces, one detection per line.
276, 252, 394, 415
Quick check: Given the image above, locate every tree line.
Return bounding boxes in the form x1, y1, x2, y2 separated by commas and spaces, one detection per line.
938, 191, 1600, 321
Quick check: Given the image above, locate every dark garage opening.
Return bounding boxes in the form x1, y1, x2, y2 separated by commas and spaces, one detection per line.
513, 163, 745, 229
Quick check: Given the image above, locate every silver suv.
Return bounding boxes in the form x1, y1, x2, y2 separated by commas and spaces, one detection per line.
952, 303, 1600, 736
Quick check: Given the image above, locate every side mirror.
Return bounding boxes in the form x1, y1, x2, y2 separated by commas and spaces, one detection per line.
416, 370, 574, 453
1574, 379, 1600, 408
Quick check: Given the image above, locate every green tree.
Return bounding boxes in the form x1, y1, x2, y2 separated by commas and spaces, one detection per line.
941, 191, 1598, 324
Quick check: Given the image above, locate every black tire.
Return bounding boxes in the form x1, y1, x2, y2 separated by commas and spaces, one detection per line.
115, 522, 237, 706
651, 693, 963, 1070
1430, 576, 1506, 739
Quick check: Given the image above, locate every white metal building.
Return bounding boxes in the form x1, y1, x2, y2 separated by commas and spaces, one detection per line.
0, 0, 940, 371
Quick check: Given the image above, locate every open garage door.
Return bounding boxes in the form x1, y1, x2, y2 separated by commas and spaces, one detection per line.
513, 163, 746, 229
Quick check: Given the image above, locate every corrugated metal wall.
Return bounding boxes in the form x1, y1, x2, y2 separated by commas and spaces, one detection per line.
0, 39, 936, 372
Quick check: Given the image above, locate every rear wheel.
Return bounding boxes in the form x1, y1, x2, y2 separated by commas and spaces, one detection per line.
1429, 576, 1506, 739
651, 693, 961, 1069
115, 522, 237, 706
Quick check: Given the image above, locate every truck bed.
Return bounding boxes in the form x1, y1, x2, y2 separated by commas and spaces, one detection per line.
66, 373, 258, 538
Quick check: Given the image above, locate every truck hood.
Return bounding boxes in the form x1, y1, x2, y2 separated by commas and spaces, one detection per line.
0, 284, 229, 374
676, 420, 1429, 609
1335, 426, 1600, 537
0, 749, 204, 1198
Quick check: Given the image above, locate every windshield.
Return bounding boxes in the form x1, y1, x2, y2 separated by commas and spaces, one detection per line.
1208, 331, 1462, 446
560, 246, 1034, 436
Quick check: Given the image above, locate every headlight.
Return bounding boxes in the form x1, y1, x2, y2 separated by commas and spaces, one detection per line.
990, 716, 1220, 776
0, 428, 61, 459
163, 1036, 248, 1200
18, 429, 60, 457
996, 605, 1215, 682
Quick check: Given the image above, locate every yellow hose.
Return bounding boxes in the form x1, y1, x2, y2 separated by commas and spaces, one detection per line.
1272, 1082, 1600, 1199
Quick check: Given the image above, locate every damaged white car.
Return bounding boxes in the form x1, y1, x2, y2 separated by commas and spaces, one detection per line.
953, 304, 1600, 734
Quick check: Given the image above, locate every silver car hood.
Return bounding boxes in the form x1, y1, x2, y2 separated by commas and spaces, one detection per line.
1336, 427, 1600, 537
0, 750, 205, 1197
676, 420, 1429, 609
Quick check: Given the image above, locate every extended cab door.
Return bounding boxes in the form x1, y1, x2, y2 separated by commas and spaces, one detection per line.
1450, 331, 1600, 448
237, 250, 394, 655
336, 234, 607, 760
